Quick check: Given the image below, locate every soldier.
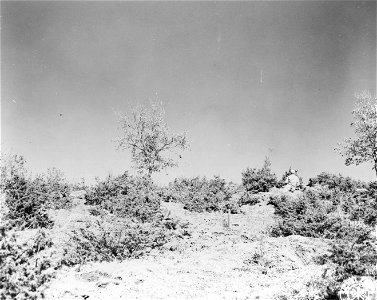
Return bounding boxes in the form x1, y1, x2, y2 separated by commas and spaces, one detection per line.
283, 169, 300, 192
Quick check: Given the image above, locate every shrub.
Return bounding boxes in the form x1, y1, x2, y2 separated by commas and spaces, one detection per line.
324, 238, 377, 281
33, 168, 71, 210
85, 173, 161, 222
269, 186, 377, 294
157, 185, 180, 202
340, 192, 377, 226
308, 173, 365, 193
1, 154, 28, 189
61, 212, 172, 265
4, 190, 53, 230
366, 181, 377, 199
85, 172, 130, 206
240, 192, 262, 206
1, 155, 72, 229
167, 176, 235, 213
314, 230, 377, 297
2, 166, 53, 229
242, 157, 278, 193
0, 223, 58, 300
268, 189, 376, 239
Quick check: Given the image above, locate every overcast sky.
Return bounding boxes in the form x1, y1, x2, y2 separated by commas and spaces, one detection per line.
2, 1, 376, 184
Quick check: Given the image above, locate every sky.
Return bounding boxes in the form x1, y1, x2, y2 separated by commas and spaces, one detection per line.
1, 1, 376, 185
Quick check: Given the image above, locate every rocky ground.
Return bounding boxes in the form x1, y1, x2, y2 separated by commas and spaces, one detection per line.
42, 196, 331, 300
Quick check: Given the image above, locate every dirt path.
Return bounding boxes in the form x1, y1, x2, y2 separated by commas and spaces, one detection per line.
45, 201, 329, 300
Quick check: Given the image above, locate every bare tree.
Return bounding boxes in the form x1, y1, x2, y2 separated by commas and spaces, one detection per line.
115, 101, 189, 177
335, 91, 377, 178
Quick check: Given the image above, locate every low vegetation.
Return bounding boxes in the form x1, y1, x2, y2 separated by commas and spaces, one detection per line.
1, 152, 376, 299
163, 175, 240, 213
1, 155, 71, 230
242, 157, 278, 194
85, 172, 161, 222
268, 174, 377, 297
0, 222, 58, 300
61, 213, 171, 265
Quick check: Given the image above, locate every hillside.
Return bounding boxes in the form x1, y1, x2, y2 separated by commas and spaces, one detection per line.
44, 196, 330, 300
2, 164, 376, 300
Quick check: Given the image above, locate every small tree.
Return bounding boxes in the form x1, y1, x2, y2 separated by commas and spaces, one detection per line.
115, 101, 189, 177
336, 91, 377, 178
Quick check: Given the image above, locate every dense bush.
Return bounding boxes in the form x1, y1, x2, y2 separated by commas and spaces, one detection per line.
61, 216, 169, 265
1, 155, 28, 189
340, 191, 377, 226
269, 186, 377, 293
1, 155, 54, 229
323, 238, 377, 281
311, 230, 377, 298
0, 222, 58, 300
33, 167, 71, 210
85, 173, 161, 222
366, 180, 377, 198
242, 157, 278, 193
308, 172, 366, 193
270, 192, 344, 239
269, 189, 376, 238
166, 176, 236, 213
60, 208, 189, 265
239, 192, 262, 206
84, 172, 130, 206
305, 175, 377, 226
